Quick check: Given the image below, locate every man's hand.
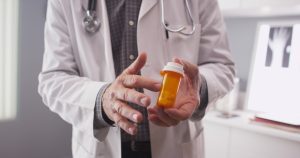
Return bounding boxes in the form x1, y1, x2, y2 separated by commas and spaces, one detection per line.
148, 58, 201, 126
102, 53, 161, 135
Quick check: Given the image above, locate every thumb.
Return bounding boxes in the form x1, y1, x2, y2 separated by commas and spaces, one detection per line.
173, 58, 199, 79
173, 58, 200, 89
123, 52, 147, 75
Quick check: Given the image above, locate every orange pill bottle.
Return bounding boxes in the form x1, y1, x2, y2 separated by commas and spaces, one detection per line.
157, 62, 184, 108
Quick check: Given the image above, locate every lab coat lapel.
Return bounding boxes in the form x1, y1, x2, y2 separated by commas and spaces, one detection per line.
98, 0, 116, 78
98, 0, 110, 45
139, 0, 158, 21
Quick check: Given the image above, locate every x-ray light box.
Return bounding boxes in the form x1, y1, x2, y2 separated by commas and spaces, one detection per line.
246, 21, 300, 126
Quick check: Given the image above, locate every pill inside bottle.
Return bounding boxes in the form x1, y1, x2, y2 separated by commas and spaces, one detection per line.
157, 62, 184, 108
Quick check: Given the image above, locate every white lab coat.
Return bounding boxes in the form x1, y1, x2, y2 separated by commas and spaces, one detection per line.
38, 0, 235, 157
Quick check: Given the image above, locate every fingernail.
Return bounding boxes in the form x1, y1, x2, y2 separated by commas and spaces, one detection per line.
132, 114, 138, 121
141, 97, 149, 106
173, 58, 181, 63
129, 127, 136, 135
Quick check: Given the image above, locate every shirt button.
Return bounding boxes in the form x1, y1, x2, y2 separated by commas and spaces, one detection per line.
128, 20, 135, 26
129, 54, 135, 60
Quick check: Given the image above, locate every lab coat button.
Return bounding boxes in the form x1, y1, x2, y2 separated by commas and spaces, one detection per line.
129, 54, 135, 60
129, 20, 135, 26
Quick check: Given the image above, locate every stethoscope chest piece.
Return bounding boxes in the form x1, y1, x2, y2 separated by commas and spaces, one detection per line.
83, 10, 101, 34
82, 0, 100, 34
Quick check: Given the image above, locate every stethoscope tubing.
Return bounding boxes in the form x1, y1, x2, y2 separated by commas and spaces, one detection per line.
83, 0, 196, 36
88, 0, 97, 11
160, 0, 196, 36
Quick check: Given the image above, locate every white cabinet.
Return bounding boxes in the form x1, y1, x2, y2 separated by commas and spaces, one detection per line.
204, 123, 231, 158
203, 111, 300, 158
218, 0, 300, 17
229, 129, 300, 158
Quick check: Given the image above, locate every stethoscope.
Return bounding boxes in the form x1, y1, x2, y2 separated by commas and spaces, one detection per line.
82, 0, 100, 33
82, 0, 195, 36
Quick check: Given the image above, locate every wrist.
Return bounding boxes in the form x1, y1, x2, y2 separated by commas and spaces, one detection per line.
190, 74, 208, 121
94, 83, 114, 128
101, 84, 115, 126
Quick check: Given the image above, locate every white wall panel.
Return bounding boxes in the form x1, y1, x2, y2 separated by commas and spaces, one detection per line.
218, 0, 300, 17
0, 0, 18, 120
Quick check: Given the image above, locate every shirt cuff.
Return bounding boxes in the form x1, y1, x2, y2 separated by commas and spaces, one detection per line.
94, 83, 114, 129
190, 74, 209, 121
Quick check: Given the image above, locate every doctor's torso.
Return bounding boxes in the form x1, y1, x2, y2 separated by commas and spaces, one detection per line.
43, 0, 229, 157
57, 0, 203, 81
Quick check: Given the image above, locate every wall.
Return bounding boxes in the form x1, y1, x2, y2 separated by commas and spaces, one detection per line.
224, 15, 300, 91
0, 0, 72, 158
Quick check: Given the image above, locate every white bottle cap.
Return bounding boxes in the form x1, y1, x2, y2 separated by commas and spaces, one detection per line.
162, 62, 184, 75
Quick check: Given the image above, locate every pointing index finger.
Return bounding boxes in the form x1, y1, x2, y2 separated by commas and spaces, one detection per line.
122, 75, 161, 92
123, 52, 147, 75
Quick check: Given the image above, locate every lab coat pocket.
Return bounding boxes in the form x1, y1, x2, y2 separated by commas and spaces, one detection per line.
181, 131, 205, 158
175, 119, 204, 144
163, 24, 201, 63
75, 131, 104, 157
